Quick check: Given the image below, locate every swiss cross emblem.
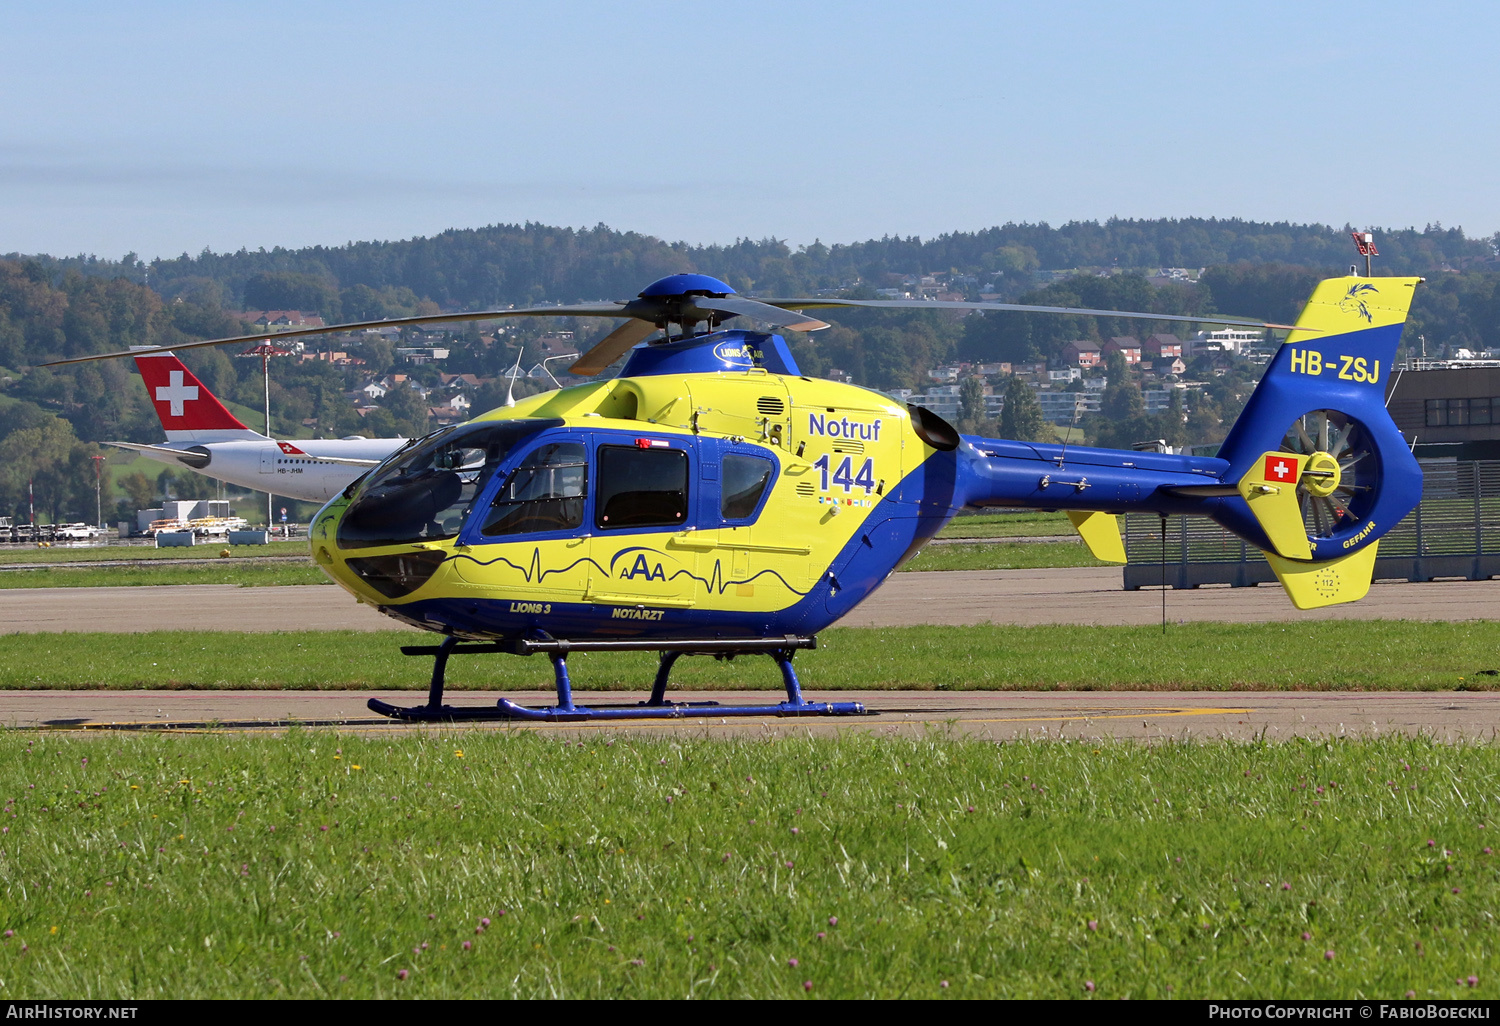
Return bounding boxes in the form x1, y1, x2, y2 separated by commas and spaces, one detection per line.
154, 370, 199, 417
1264, 455, 1299, 483
277, 442, 304, 455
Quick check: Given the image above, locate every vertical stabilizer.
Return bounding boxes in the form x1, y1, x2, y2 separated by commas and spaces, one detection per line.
1208, 276, 1423, 607
133, 348, 266, 442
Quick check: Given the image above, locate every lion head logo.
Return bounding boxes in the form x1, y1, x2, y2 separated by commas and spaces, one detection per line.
1339, 282, 1379, 323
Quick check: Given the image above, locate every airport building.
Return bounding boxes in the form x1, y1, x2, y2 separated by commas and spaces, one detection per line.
1387, 365, 1500, 458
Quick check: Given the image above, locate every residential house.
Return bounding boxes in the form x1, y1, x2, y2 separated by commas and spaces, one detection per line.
245, 310, 326, 332
1061, 340, 1102, 368
1102, 337, 1142, 365
439, 373, 484, 389
395, 346, 449, 364
1143, 334, 1183, 359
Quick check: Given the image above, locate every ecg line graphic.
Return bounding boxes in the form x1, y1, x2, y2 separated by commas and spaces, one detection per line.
449, 547, 810, 597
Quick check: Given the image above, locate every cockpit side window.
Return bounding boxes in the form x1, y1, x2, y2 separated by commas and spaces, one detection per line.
721, 453, 774, 520
480, 442, 588, 536
595, 445, 688, 530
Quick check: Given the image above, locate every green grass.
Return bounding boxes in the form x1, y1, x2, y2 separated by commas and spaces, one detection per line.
0, 731, 1495, 998
936, 511, 1073, 539
5, 622, 1500, 692
0, 541, 310, 565
0, 563, 328, 589
905, 540, 1103, 571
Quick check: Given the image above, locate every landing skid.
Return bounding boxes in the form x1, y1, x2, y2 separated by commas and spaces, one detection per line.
367, 635, 868, 722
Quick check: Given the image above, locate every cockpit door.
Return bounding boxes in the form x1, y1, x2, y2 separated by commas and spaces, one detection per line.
451, 435, 593, 603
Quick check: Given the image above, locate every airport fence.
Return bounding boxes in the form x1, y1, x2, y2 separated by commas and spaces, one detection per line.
1122, 459, 1500, 590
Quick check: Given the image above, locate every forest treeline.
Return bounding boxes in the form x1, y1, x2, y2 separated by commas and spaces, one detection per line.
11, 217, 1496, 313
3, 217, 1499, 523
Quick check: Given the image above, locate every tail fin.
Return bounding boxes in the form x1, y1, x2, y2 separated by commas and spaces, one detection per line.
132, 348, 265, 442
1210, 276, 1423, 607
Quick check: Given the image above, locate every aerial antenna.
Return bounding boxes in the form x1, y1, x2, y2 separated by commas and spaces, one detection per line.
1057, 400, 1080, 465
502, 346, 524, 407
534, 354, 573, 390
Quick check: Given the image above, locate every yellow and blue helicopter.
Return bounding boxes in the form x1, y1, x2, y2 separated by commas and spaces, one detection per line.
55, 271, 1424, 721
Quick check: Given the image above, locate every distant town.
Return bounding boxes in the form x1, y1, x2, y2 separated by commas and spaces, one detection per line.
5, 216, 1500, 530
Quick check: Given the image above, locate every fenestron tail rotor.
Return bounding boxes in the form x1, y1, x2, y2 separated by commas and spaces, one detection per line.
1280, 409, 1378, 540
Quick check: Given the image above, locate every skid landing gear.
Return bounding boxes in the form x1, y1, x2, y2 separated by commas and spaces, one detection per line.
366, 635, 868, 722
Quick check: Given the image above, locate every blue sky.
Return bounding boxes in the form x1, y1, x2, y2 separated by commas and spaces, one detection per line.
2, 1, 1495, 260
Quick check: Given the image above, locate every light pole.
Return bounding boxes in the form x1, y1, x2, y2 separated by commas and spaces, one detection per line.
238, 342, 294, 529
91, 453, 107, 531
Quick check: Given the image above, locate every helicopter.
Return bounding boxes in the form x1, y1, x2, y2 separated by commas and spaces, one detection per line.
49, 271, 1424, 722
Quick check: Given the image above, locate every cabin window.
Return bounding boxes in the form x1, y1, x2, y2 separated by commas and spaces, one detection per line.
595, 445, 688, 529
481, 443, 587, 536
721, 453, 773, 519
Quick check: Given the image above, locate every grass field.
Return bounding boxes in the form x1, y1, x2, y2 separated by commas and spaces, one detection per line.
4, 621, 1499, 692
0, 730, 1494, 999
0, 563, 328, 589
936, 511, 1073, 540
905, 540, 1100, 571
0, 541, 310, 565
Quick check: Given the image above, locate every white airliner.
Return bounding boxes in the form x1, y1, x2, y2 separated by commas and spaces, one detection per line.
106, 348, 410, 503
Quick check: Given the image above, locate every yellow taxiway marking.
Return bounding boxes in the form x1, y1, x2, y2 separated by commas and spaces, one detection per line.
20, 706, 1256, 734
961, 707, 1254, 725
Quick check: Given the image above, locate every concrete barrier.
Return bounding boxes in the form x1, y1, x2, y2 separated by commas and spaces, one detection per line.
155, 532, 196, 547
227, 531, 271, 546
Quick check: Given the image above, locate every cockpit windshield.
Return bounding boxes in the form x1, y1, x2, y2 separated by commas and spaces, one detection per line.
337, 419, 558, 550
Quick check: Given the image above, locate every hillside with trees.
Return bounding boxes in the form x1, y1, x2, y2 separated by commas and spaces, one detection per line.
2, 217, 1498, 525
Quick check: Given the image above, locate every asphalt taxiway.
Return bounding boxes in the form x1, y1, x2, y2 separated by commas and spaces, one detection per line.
5, 566, 1498, 633
7, 689, 1499, 742
5, 568, 1498, 738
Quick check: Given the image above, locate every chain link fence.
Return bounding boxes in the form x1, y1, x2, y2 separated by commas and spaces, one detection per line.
1122, 459, 1500, 589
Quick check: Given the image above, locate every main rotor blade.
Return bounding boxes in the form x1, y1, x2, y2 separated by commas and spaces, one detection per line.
40, 303, 632, 367
569, 318, 658, 376
688, 295, 830, 332
750, 297, 1305, 332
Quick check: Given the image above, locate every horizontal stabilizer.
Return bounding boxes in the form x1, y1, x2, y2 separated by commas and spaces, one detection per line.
103, 440, 211, 469
1235, 452, 1311, 560
1265, 542, 1380, 610
1066, 511, 1126, 564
